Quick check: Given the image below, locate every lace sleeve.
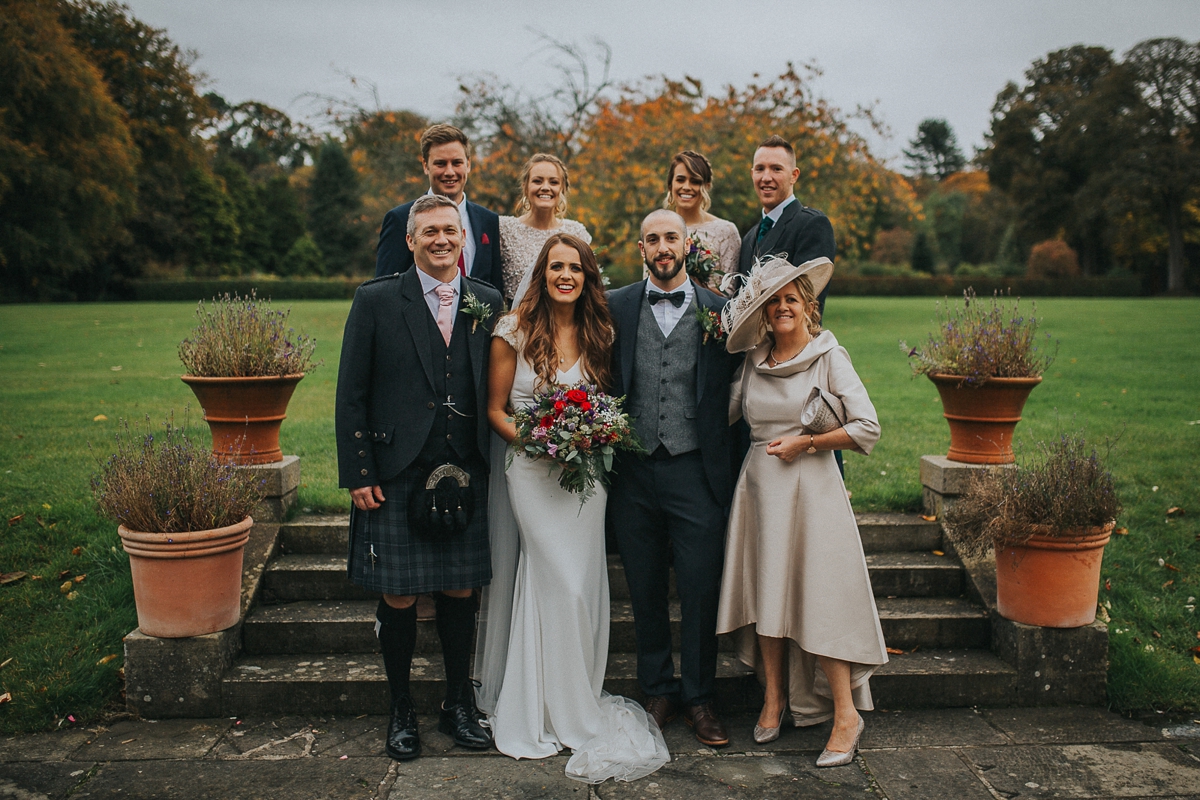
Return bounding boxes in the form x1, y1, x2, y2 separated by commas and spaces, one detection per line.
493, 313, 521, 349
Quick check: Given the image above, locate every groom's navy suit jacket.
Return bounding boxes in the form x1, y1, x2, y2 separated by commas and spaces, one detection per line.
606, 278, 739, 507
335, 267, 502, 490
374, 198, 503, 290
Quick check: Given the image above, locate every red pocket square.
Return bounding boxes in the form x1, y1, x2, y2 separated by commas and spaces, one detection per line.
481, 233, 490, 245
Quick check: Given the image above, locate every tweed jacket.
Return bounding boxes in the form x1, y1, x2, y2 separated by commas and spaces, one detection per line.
335, 267, 502, 489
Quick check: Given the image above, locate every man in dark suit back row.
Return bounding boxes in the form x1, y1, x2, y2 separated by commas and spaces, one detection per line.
374, 124, 503, 289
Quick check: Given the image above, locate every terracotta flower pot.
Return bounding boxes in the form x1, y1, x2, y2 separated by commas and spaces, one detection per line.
929, 374, 1042, 464
118, 516, 253, 638
994, 521, 1113, 628
181, 374, 303, 464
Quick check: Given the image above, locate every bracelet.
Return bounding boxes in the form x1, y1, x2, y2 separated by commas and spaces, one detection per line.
806, 434, 817, 454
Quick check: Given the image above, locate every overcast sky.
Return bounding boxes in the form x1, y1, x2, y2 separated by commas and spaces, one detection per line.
125, 0, 1200, 166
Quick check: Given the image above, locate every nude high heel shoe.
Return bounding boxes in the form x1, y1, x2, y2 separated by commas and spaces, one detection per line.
753, 705, 788, 744
815, 715, 864, 767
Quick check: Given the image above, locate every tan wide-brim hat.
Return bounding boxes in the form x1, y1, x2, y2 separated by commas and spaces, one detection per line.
720, 255, 834, 353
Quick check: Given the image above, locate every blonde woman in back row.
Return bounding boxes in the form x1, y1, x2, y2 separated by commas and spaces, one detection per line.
498, 154, 592, 303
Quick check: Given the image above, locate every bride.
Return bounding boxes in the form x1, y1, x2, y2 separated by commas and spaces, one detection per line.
476, 232, 669, 783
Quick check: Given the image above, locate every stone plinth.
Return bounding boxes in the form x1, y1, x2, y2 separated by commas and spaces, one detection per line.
241, 455, 300, 523
124, 626, 241, 718
920, 455, 1015, 517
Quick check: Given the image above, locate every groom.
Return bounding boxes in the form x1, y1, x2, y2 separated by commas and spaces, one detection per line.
606, 209, 739, 747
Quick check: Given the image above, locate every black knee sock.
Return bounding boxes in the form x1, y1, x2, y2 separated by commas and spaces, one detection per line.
434, 592, 477, 703
376, 598, 417, 704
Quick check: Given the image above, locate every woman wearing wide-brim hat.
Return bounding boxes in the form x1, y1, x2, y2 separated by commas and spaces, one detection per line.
716, 255, 886, 767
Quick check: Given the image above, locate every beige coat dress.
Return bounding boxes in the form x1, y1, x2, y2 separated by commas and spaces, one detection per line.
716, 329, 887, 726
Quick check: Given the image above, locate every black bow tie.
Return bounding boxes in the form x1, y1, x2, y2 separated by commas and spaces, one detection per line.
648, 290, 685, 308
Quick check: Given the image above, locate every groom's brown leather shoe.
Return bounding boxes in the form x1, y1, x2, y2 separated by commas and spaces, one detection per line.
684, 703, 730, 747
644, 695, 678, 730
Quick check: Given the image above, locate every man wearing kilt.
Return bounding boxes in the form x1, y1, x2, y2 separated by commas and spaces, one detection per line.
336, 194, 502, 761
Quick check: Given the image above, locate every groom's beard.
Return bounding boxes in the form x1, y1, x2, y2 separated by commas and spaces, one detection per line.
644, 252, 684, 283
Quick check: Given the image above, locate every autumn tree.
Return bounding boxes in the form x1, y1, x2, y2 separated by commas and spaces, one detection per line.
0, 0, 137, 299
1119, 37, 1199, 291
981, 46, 1137, 274
904, 118, 966, 181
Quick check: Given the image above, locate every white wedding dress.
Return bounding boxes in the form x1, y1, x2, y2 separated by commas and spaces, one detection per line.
474, 316, 669, 784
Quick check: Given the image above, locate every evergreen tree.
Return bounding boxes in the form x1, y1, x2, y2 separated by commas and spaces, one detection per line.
308, 139, 365, 276
911, 231, 936, 273
904, 119, 966, 181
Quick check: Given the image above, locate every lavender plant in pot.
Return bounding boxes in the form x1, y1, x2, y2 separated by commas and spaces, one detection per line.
179, 292, 319, 464
93, 415, 263, 638
902, 289, 1056, 464
942, 432, 1121, 627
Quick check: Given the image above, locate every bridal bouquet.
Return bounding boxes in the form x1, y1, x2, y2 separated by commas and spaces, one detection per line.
684, 233, 723, 286
511, 382, 642, 501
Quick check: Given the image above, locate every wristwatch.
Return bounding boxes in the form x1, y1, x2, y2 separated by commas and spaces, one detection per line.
806, 435, 817, 455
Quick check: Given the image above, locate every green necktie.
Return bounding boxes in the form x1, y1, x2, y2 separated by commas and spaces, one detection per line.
756, 216, 774, 243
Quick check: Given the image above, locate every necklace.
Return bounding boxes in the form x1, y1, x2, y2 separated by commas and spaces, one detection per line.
768, 340, 807, 366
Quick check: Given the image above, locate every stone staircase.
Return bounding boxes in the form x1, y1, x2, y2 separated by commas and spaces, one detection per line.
219, 511, 1019, 716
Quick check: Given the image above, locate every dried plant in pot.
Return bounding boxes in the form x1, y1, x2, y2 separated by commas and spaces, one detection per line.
93, 415, 264, 638
943, 432, 1122, 628
902, 289, 1056, 463
179, 292, 320, 464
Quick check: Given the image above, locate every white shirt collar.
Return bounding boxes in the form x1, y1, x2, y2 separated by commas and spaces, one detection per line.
416, 266, 460, 295
644, 275, 694, 301
763, 194, 796, 223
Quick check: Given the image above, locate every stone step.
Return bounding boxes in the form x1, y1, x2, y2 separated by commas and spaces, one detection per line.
872, 648, 1017, 707
265, 549, 964, 607
243, 595, 986, 657
220, 647, 1014, 717
221, 652, 758, 717
276, 512, 943, 557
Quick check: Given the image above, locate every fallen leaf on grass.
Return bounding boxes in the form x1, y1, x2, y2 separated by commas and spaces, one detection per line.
932, 550, 945, 557
42, 504, 50, 510
73, 574, 86, 583
0, 693, 10, 705
97, 654, 118, 665
1105, 579, 1112, 591
1165, 563, 1181, 572
59, 581, 72, 594
66, 591, 78, 601
1153, 630, 1163, 639
921, 514, 936, 522
0, 658, 12, 669
886, 647, 905, 655
1114, 527, 1128, 535
0, 571, 27, 585
7, 514, 23, 526
57, 570, 71, 580
1167, 507, 1185, 516
1163, 580, 1175, 589
71, 546, 82, 556
93, 415, 107, 421
110, 366, 122, 372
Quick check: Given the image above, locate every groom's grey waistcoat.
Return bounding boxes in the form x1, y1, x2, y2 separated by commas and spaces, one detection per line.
628, 297, 700, 456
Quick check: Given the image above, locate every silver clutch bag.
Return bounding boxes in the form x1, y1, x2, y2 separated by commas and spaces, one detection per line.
800, 386, 847, 433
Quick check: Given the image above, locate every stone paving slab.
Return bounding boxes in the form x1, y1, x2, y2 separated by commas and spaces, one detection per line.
72, 718, 226, 761
597, 753, 875, 799
0, 728, 92, 762
861, 748, 995, 800
981, 706, 1166, 744
861, 708, 1010, 749
387, 755, 586, 800
959, 742, 1200, 798
73, 758, 395, 799
0, 761, 96, 800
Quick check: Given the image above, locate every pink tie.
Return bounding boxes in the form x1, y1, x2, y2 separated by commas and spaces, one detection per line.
434, 283, 456, 346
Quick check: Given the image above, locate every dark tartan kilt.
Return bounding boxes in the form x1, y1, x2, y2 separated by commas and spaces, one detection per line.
347, 461, 491, 595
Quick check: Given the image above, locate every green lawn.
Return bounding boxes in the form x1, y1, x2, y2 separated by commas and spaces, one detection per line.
0, 297, 1196, 732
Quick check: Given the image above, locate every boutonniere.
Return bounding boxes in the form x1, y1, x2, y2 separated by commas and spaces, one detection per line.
695, 306, 726, 344
481, 233, 490, 245
460, 290, 492, 333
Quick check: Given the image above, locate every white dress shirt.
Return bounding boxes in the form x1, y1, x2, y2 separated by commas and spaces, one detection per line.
763, 194, 796, 225
645, 276, 695, 338
416, 267, 462, 323
426, 190, 476, 272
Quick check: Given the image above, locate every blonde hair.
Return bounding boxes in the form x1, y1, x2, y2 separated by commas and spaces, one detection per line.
761, 274, 822, 338
518, 154, 570, 218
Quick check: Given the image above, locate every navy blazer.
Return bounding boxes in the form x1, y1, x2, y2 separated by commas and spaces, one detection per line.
374, 198, 503, 290
738, 200, 836, 313
606, 279, 739, 506
335, 267, 502, 489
